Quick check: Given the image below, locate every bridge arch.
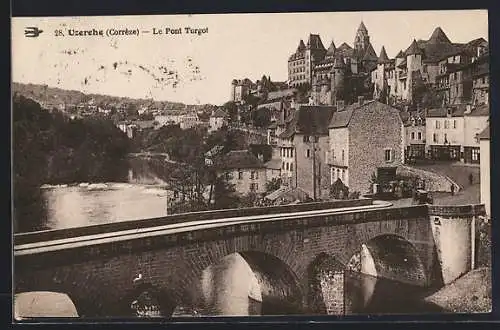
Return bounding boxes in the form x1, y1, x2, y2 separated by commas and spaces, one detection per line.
347, 234, 427, 285
184, 250, 304, 316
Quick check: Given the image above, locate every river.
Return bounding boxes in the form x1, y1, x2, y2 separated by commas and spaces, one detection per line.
17, 157, 173, 233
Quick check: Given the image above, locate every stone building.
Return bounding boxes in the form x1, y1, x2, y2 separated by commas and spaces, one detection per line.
425, 104, 489, 162
209, 108, 228, 133
215, 150, 268, 196
463, 104, 489, 164
435, 38, 488, 105
425, 106, 465, 161
308, 22, 377, 106
328, 100, 404, 194
371, 27, 488, 107
470, 52, 489, 106
288, 34, 327, 87
400, 111, 426, 161
279, 105, 336, 199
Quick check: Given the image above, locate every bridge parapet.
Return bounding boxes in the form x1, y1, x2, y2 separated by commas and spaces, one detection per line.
15, 199, 375, 245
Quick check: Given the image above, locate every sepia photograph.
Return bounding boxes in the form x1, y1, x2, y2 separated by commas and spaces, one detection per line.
11, 9, 491, 320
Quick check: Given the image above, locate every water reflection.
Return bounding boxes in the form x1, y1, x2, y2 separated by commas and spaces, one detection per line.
14, 157, 172, 233
172, 256, 442, 317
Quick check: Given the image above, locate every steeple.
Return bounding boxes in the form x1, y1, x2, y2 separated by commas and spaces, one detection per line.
377, 46, 390, 64
406, 39, 423, 55
354, 21, 371, 53
357, 21, 368, 34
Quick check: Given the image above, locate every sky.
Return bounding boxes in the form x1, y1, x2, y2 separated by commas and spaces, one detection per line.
12, 10, 488, 106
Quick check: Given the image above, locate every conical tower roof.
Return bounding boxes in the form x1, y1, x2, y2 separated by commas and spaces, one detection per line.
297, 39, 306, 52
377, 46, 390, 64
395, 50, 405, 58
363, 42, 378, 61
406, 39, 423, 55
428, 27, 451, 44
326, 40, 336, 56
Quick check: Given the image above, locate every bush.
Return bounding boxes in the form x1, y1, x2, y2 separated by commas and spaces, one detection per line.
476, 216, 491, 267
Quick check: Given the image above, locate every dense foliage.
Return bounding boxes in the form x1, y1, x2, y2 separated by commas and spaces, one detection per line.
13, 95, 131, 232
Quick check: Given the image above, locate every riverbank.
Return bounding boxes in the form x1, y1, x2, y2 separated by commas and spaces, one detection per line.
424, 267, 491, 313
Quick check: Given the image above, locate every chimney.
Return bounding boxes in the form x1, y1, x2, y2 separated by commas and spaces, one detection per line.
465, 104, 472, 114
358, 96, 364, 105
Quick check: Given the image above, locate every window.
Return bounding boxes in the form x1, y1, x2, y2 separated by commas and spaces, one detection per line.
250, 183, 258, 191
238, 170, 243, 180
342, 170, 345, 181
435, 121, 441, 129
290, 163, 294, 171
411, 132, 415, 140
303, 135, 309, 142
444, 120, 449, 129
472, 149, 480, 161
384, 148, 393, 162
418, 132, 422, 140
226, 172, 232, 180
444, 133, 448, 143
453, 120, 457, 129
306, 149, 311, 158
250, 171, 255, 179
285, 163, 289, 171
342, 150, 345, 162
337, 169, 340, 180
314, 136, 319, 143
291, 149, 294, 157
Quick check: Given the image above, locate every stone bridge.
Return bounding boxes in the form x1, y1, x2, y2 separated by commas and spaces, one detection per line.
14, 199, 485, 317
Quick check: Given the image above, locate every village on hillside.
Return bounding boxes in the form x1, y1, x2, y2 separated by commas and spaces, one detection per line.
13, 22, 490, 217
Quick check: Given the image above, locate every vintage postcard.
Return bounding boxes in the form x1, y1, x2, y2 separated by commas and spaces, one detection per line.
12, 10, 491, 320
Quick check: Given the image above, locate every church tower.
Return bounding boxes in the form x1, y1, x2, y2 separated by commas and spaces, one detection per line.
354, 21, 371, 54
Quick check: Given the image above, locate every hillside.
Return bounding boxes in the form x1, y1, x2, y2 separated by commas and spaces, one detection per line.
12, 82, 217, 114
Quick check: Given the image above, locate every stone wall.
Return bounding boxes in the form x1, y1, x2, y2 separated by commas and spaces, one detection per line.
348, 102, 403, 194
397, 165, 460, 192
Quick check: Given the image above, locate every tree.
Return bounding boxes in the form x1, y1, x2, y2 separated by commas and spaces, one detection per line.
329, 179, 349, 199
252, 107, 271, 128
265, 177, 282, 193
222, 101, 238, 123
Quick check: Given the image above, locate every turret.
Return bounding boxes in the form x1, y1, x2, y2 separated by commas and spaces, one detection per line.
330, 55, 345, 104
230, 79, 238, 101
405, 39, 423, 72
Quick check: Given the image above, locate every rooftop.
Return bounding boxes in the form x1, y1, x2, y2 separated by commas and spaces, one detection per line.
215, 150, 265, 170
329, 100, 399, 128
477, 125, 490, 140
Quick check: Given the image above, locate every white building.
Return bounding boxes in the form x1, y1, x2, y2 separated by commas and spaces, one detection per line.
478, 125, 490, 217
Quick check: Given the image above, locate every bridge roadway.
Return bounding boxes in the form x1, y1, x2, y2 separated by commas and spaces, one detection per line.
15, 200, 393, 256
